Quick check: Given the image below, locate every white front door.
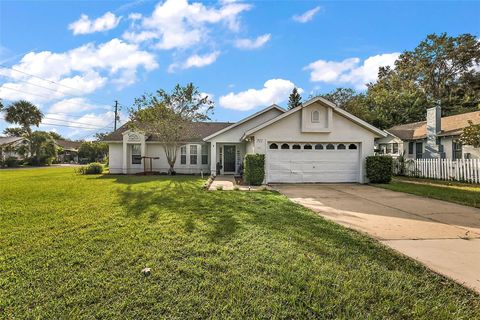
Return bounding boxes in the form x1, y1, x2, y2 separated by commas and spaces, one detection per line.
267, 142, 360, 183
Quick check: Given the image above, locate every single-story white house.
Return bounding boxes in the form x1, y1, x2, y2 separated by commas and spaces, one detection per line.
104, 97, 386, 183
0, 136, 25, 161
375, 107, 480, 159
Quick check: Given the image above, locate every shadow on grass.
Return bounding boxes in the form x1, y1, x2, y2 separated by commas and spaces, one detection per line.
116, 177, 239, 242
111, 175, 433, 276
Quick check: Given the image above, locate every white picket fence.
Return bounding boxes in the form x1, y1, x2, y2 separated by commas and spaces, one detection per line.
393, 158, 480, 184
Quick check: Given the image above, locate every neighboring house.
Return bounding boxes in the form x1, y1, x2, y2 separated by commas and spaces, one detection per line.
104, 97, 386, 183
0, 136, 25, 161
56, 140, 82, 163
376, 107, 480, 159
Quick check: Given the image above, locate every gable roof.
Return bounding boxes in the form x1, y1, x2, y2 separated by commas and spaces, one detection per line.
56, 139, 82, 150
102, 121, 233, 142
203, 104, 285, 141
243, 97, 386, 138
387, 110, 480, 140
0, 136, 24, 146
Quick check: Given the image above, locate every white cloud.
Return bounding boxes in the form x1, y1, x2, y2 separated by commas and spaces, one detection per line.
0, 38, 158, 104
235, 34, 271, 50
168, 51, 220, 72
304, 53, 400, 88
293, 7, 321, 23
128, 13, 143, 21
69, 12, 121, 35
123, 0, 251, 50
219, 79, 301, 111
304, 58, 360, 83
48, 98, 107, 114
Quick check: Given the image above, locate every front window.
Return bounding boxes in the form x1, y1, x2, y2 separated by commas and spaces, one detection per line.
386, 144, 392, 154
408, 142, 414, 154
180, 146, 186, 165
311, 110, 320, 123
131, 144, 141, 164
453, 140, 462, 160
392, 143, 399, 154
190, 145, 198, 164
201, 144, 208, 165
415, 142, 423, 159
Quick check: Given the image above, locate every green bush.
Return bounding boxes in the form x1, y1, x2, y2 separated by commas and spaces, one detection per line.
5, 157, 19, 168
366, 156, 393, 183
244, 154, 265, 186
78, 162, 104, 175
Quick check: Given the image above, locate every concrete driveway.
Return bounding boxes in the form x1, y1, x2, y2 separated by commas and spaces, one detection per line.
272, 184, 480, 293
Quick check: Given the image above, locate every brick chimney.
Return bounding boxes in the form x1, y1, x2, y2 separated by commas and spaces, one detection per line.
425, 105, 442, 158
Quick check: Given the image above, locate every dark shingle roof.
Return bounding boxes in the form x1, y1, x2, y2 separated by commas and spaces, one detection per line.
0, 136, 24, 146
56, 140, 83, 150
102, 121, 233, 142
387, 111, 480, 140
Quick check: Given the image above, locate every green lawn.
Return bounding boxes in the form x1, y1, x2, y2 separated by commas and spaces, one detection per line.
1, 168, 479, 319
373, 177, 480, 208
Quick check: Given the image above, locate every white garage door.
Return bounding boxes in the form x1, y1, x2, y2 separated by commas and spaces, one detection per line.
267, 142, 360, 183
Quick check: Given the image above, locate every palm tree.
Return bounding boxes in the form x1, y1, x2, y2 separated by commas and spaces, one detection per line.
2, 100, 43, 159
3, 100, 43, 157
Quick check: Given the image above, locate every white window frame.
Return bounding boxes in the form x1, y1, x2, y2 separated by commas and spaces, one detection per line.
180, 145, 187, 165
190, 145, 198, 165
311, 110, 320, 123
131, 144, 141, 164
201, 144, 208, 165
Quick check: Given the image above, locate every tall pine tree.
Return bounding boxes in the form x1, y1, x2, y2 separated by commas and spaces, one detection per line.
288, 88, 302, 109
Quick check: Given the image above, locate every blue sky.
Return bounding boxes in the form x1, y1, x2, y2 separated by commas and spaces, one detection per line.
0, 0, 479, 140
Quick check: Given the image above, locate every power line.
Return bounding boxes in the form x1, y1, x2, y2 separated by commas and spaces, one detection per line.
0, 64, 112, 105
78, 121, 115, 140
0, 86, 118, 118
4, 77, 111, 107
0, 117, 108, 130
0, 86, 95, 108
43, 116, 109, 127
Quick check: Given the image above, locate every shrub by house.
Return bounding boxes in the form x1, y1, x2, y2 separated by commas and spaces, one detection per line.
366, 155, 393, 183
244, 154, 265, 185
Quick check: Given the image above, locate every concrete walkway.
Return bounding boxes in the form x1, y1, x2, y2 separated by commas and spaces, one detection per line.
209, 175, 267, 191
272, 184, 480, 293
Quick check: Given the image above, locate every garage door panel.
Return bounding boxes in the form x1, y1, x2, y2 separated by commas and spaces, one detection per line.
267, 143, 360, 183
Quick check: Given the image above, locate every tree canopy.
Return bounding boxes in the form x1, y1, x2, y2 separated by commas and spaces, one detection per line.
288, 88, 302, 109
313, 33, 480, 129
129, 83, 214, 173
461, 121, 480, 148
3, 100, 43, 136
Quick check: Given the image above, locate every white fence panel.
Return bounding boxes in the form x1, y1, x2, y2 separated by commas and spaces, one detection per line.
394, 158, 480, 184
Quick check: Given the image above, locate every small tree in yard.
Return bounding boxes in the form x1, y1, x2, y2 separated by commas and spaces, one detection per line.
461, 121, 480, 148
129, 83, 213, 174
1, 100, 43, 157
288, 88, 302, 110
78, 141, 108, 163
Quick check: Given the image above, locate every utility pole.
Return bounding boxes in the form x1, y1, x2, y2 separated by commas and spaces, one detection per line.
114, 100, 119, 131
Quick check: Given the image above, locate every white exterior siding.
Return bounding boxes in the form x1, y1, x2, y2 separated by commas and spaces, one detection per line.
145, 143, 210, 174
206, 107, 283, 175
375, 135, 404, 157
208, 108, 283, 143
250, 104, 378, 183
108, 143, 123, 174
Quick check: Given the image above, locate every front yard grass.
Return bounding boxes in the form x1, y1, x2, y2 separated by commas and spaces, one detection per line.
1, 168, 479, 318
373, 176, 480, 208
